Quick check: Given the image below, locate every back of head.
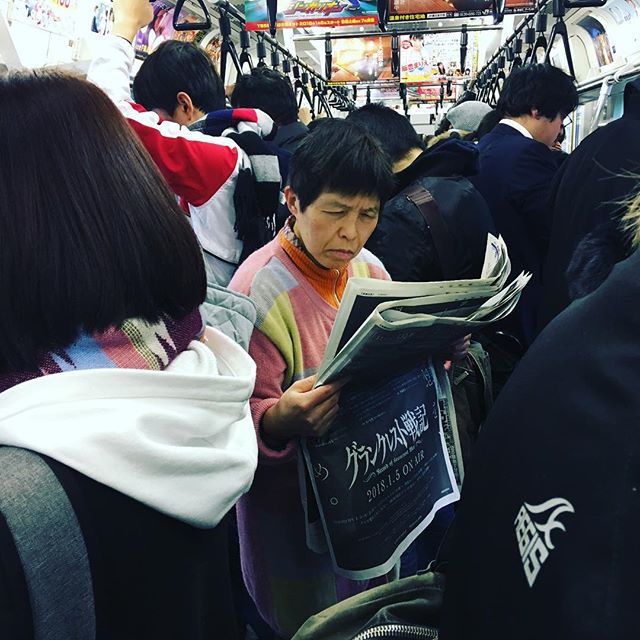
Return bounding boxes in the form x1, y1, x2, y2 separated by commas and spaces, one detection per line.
133, 40, 225, 115
347, 103, 424, 165
446, 100, 492, 133
231, 67, 298, 126
497, 64, 578, 120
288, 118, 394, 210
473, 108, 503, 141
0, 71, 205, 374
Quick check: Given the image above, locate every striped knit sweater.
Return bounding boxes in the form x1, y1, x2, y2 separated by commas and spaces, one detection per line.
229, 223, 389, 638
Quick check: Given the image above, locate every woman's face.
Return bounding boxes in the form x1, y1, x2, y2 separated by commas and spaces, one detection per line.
285, 187, 380, 270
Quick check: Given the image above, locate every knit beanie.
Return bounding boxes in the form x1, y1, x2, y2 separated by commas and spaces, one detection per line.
446, 101, 492, 132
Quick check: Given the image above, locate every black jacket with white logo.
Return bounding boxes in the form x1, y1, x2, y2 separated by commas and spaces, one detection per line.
441, 248, 640, 639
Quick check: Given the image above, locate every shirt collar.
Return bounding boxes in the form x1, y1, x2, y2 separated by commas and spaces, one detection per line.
499, 118, 534, 139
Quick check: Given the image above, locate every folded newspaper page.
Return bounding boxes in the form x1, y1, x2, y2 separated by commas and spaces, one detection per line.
301, 361, 459, 580
316, 235, 528, 386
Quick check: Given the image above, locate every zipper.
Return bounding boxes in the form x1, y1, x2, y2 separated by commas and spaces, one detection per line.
332, 269, 341, 306
352, 623, 438, 640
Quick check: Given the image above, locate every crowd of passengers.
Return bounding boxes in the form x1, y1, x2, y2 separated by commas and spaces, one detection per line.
1, 0, 640, 637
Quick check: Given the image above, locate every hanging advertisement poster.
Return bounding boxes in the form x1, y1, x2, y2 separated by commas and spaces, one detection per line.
327, 37, 394, 84
10, 0, 76, 36
400, 33, 476, 84
134, 1, 203, 58
388, 0, 534, 22
245, 0, 378, 31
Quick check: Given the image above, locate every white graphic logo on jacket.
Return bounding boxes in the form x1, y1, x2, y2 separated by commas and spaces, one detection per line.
514, 497, 574, 587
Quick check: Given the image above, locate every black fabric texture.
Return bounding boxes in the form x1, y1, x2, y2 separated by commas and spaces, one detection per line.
366, 139, 496, 283
440, 248, 640, 639
0, 509, 33, 640
42, 457, 240, 640
539, 79, 640, 328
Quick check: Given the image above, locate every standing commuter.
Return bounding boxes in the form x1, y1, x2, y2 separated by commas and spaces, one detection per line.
0, 70, 257, 639
229, 120, 395, 639
471, 64, 578, 347
230, 67, 310, 154
88, 0, 283, 287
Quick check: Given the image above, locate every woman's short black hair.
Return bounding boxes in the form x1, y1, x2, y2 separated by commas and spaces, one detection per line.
498, 64, 578, 120
133, 40, 225, 115
0, 71, 206, 373
347, 103, 425, 165
231, 68, 298, 126
288, 119, 394, 211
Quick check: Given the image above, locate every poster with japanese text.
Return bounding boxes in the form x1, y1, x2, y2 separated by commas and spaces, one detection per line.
400, 33, 477, 84
245, 0, 378, 30
327, 36, 394, 84
301, 363, 459, 579
389, 0, 534, 21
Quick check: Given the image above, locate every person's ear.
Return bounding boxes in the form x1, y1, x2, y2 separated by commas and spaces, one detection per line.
175, 91, 196, 122
284, 186, 300, 218
531, 108, 542, 120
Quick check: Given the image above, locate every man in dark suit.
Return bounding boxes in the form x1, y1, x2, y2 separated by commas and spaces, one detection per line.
539, 77, 640, 329
472, 64, 578, 347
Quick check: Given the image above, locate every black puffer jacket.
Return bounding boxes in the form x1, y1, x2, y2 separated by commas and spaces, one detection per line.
366, 139, 496, 282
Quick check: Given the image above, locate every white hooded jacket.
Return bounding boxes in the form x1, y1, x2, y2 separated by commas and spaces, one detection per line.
0, 327, 258, 528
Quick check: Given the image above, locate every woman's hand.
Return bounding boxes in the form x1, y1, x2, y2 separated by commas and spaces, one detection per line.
262, 375, 350, 443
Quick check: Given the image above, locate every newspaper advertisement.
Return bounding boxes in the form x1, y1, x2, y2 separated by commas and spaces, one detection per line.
301, 361, 459, 579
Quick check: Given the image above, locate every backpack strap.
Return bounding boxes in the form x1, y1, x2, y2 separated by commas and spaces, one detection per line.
403, 184, 459, 280
0, 447, 95, 640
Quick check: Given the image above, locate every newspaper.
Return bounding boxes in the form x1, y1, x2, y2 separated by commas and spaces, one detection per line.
316, 235, 528, 386
301, 361, 459, 580
299, 235, 528, 579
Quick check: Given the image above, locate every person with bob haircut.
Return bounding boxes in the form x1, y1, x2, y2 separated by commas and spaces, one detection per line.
471, 64, 578, 348
229, 119, 395, 638
231, 67, 309, 153
88, 0, 284, 287
0, 70, 257, 639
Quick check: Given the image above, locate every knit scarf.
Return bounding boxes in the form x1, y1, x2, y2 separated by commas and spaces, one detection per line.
0, 309, 204, 394
190, 108, 282, 262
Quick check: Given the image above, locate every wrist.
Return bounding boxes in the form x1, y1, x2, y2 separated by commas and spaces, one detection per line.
112, 19, 143, 44
262, 403, 293, 445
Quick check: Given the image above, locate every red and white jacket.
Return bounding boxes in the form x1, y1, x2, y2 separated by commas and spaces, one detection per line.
87, 36, 272, 286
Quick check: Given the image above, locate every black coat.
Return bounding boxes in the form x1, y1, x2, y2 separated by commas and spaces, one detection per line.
440, 248, 640, 640
0, 457, 240, 640
366, 139, 496, 282
539, 79, 640, 329
471, 123, 561, 345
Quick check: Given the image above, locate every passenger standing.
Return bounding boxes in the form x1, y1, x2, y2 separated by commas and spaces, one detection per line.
471, 64, 578, 347
539, 77, 640, 328
348, 103, 496, 283
88, 0, 282, 286
0, 70, 257, 639
229, 120, 394, 639
230, 67, 310, 154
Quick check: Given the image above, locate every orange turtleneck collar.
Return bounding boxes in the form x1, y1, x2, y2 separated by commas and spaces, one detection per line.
279, 218, 348, 309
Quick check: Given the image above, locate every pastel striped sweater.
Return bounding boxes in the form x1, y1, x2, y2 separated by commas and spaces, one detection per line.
229, 226, 389, 638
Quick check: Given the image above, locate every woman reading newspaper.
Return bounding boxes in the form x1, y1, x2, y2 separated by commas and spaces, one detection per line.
230, 120, 469, 638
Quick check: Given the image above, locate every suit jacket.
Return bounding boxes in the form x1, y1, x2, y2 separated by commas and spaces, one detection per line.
539, 83, 640, 328
471, 123, 561, 345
